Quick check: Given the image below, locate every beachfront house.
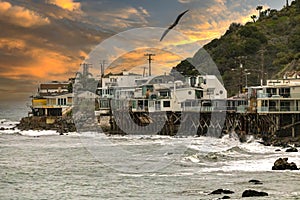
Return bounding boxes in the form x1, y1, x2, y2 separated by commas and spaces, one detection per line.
31, 81, 73, 117
248, 73, 300, 113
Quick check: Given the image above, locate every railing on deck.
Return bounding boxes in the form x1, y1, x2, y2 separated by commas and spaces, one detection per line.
257, 106, 300, 113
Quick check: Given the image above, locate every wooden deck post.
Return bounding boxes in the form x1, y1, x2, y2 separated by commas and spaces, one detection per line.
292, 114, 295, 137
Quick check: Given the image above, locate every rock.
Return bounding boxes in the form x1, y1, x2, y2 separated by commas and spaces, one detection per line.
286, 147, 298, 152
242, 190, 268, 197
0, 127, 4, 130
272, 157, 299, 170
17, 116, 76, 133
275, 149, 281, 152
222, 196, 231, 199
219, 196, 231, 199
209, 189, 234, 195
248, 179, 263, 185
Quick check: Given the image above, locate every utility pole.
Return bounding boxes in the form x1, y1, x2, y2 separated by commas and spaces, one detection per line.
259, 48, 266, 86
235, 56, 247, 96
100, 60, 106, 78
144, 53, 155, 76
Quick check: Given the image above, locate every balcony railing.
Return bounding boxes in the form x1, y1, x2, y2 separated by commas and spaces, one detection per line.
256, 93, 300, 99
257, 106, 300, 113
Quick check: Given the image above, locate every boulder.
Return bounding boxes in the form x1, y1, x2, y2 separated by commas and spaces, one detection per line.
272, 158, 299, 170
248, 179, 263, 185
242, 190, 268, 197
219, 196, 231, 199
209, 189, 234, 195
286, 147, 298, 152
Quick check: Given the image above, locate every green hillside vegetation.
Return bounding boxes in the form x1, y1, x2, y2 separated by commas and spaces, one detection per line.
174, 0, 300, 96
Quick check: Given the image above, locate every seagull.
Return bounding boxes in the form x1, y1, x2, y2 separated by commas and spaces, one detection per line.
160, 9, 189, 41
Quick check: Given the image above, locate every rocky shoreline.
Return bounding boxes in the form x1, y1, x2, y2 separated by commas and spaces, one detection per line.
13, 116, 300, 148
15, 115, 113, 134
16, 116, 76, 134
259, 134, 300, 148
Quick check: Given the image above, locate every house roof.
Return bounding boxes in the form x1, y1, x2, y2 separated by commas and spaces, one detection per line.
40, 83, 69, 90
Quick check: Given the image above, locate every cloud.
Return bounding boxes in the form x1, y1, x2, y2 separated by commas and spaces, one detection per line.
176, 0, 258, 42
0, 38, 26, 51
106, 48, 184, 75
91, 6, 150, 31
47, 0, 81, 11
0, 1, 50, 27
138, 6, 150, 17
0, 45, 80, 81
178, 0, 193, 3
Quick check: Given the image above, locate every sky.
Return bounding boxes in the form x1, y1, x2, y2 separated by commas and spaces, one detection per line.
0, 0, 287, 102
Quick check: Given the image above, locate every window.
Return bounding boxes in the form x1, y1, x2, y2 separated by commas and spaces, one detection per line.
155, 101, 161, 110
132, 101, 137, 109
198, 77, 204, 84
110, 78, 117, 82
100, 100, 109, 108
280, 101, 290, 111
163, 101, 170, 107
57, 98, 66, 105
279, 88, 290, 98
149, 101, 155, 108
266, 88, 277, 97
195, 90, 203, 99
160, 90, 170, 97
190, 77, 196, 87
185, 101, 192, 107
207, 88, 215, 95
156, 79, 163, 83
97, 89, 102, 96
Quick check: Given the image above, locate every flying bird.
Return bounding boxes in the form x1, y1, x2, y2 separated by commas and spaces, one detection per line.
160, 9, 189, 41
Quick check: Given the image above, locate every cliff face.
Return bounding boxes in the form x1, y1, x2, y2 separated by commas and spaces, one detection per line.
174, 1, 300, 96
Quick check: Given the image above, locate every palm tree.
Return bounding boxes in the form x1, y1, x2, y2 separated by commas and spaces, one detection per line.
75, 63, 94, 90
256, 6, 263, 18
251, 15, 257, 22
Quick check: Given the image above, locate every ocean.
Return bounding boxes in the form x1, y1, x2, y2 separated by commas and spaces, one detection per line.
1, 104, 300, 199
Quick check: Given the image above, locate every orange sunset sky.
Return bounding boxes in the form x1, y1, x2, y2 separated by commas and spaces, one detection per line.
0, 0, 285, 102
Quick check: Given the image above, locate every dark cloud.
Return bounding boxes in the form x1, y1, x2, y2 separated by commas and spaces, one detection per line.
0, 77, 37, 101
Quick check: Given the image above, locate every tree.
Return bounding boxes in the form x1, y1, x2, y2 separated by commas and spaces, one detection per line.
256, 6, 263, 18
296, 0, 300, 13
251, 15, 257, 22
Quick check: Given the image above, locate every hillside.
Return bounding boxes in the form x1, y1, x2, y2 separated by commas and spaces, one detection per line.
174, 0, 300, 96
